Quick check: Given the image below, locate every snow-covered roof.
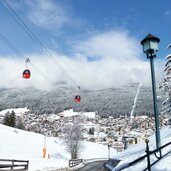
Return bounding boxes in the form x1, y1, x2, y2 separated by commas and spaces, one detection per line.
59, 109, 78, 117
47, 114, 60, 120
82, 122, 96, 128
135, 115, 148, 119
83, 112, 96, 119
58, 109, 96, 119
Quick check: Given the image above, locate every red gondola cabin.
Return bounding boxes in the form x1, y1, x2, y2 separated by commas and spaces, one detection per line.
23, 69, 31, 79
75, 95, 81, 103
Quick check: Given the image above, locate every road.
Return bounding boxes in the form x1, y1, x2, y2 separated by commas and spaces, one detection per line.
76, 160, 108, 171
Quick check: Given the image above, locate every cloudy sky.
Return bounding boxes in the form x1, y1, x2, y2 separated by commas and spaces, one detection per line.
0, 0, 170, 90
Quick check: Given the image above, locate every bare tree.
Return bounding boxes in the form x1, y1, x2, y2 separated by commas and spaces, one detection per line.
62, 122, 84, 159
15, 117, 25, 130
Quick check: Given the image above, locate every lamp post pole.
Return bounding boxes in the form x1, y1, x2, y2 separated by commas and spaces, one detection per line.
108, 144, 111, 160
141, 33, 161, 149
149, 53, 161, 149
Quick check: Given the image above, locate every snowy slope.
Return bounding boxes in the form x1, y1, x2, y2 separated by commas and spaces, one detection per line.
1, 120, 171, 171
0, 124, 116, 171
110, 126, 171, 171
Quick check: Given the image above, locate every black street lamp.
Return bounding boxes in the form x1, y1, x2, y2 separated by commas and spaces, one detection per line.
141, 33, 161, 149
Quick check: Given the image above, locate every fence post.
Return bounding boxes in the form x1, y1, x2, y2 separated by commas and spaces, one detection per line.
11, 160, 14, 170
145, 139, 151, 171
25, 161, 29, 170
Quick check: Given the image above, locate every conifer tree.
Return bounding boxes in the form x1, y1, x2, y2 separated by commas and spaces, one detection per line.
10, 110, 16, 127
3, 111, 10, 126
3, 110, 16, 127
161, 46, 171, 116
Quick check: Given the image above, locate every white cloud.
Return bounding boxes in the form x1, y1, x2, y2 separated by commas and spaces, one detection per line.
73, 30, 140, 61
0, 30, 163, 90
26, 0, 69, 29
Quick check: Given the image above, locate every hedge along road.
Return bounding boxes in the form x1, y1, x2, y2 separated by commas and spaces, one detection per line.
76, 160, 108, 171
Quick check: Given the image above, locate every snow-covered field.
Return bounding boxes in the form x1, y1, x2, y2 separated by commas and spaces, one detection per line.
0, 123, 116, 171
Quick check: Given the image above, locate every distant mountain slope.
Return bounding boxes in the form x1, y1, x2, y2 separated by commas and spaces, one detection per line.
0, 84, 163, 116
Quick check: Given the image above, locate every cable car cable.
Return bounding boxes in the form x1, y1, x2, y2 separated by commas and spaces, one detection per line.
0, 33, 55, 86
0, 0, 82, 103
0, 33, 82, 104
0, 0, 80, 91
0, 33, 78, 103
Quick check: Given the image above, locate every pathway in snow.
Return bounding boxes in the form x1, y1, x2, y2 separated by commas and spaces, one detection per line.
76, 160, 108, 171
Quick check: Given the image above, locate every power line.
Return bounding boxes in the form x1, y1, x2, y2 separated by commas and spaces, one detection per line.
0, 0, 80, 90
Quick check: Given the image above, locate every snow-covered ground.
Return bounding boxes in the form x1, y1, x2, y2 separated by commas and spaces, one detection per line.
109, 126, 171, 171
0, 123, 116, 171
0, 108, 29, 116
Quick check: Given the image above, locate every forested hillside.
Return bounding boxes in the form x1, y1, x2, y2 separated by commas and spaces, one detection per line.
0, 84, 163, 117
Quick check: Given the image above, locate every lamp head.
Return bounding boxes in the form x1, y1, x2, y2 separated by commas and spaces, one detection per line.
141, 33, 160, 56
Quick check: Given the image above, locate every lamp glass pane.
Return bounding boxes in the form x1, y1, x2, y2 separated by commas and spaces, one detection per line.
150, 40, 159, 51
143, 41, 150, 53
